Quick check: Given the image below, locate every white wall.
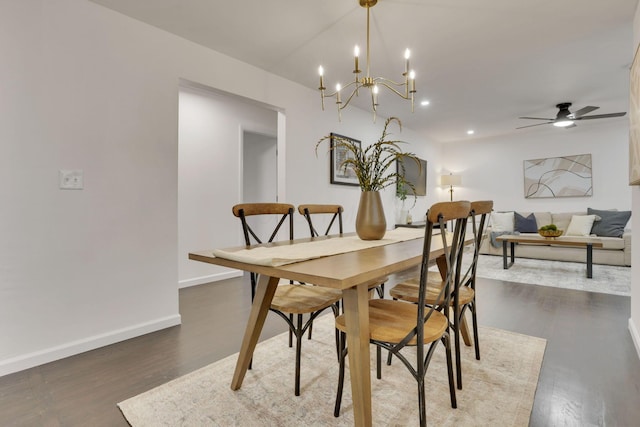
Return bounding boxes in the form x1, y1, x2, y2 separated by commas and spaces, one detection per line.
0, 0, 442, 375
441, 120, 631, 213
630, 1, 640, 360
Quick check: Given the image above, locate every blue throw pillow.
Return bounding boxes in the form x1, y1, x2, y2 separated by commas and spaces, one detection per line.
587, 208, 631, 237
514, 212, 538, 233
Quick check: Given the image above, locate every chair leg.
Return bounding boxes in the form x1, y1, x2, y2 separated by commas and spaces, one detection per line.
444, 333, 458, 409
295, 314, 303, 396
288, 314, 293, 348
308, 316, 313, 340
334, 333, 346, 417
332, 305, 340, 362
471, 302, 480, 360
386, 350, 393, 366
376, 346, 382, 379
455, 320, 462, 390
418, 378, 427, 427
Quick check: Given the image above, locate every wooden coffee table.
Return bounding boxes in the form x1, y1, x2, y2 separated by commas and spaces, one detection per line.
496, 234, 604, 278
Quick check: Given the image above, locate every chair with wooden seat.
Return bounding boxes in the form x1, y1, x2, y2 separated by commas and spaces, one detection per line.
232, 202, 343, 396
334, 201, 470, 426
298, 204, 386, 299
388, 200, 493, 390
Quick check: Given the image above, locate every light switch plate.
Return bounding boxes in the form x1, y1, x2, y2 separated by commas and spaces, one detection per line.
59, 169, 84, 190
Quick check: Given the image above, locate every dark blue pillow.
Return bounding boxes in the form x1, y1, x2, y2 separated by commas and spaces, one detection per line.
587, 208, 631, 237
514, 212, 538, 233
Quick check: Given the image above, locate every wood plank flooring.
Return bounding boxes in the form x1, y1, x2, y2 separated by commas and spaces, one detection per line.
0, 271, 639, 426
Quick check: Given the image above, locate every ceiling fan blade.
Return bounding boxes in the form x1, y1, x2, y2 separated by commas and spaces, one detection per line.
518, 116, 555, 121
516, 122, 553, 129
569, 106, 599, 118
576, 112, 627, 120
563, 124, 577, 129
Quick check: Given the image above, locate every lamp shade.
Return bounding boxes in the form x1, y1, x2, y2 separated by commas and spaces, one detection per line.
441, 174, 462, 186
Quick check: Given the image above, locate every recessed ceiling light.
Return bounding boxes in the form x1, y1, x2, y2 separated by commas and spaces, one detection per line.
420, 100, 430, 106
467, 130, 475, 135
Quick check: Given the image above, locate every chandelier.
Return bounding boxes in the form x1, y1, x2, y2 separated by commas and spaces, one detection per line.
318, 0, 416, 121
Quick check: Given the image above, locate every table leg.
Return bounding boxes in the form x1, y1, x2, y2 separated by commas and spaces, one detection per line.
231, 274, 279, 390
342, 283, 372, 427
502, 241, 507, 269
586, 243, 593, 279
460, 314, 472, 346
502, 241, 515, 269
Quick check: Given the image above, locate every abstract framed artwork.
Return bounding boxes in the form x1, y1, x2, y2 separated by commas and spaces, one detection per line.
630, 43, 640, 185
330, 133, 361, 186
523, 154, 593, 198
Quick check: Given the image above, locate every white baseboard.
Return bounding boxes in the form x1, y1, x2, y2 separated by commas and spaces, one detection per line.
179, 270, 243, 289
630, 317, 640, 361
0, 314, 181, 377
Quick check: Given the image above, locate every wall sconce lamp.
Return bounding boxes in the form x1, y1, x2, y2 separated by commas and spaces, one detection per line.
441, 173, 462, 201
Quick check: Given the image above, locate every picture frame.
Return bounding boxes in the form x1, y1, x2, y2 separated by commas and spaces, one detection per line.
629, 43, 640, 185
397, 156, 427, 196
330, 133, 361, 186
523, 154, 593, 198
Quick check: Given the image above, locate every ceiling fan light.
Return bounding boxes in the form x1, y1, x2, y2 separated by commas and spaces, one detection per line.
553, 120, 574, 128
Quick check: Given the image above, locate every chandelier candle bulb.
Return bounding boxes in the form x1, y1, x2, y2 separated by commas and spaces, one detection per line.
354, 45, 360, 73
404, 48, 410, 74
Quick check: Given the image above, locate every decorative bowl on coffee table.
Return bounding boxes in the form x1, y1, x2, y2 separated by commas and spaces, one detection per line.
538, 229, 563, 238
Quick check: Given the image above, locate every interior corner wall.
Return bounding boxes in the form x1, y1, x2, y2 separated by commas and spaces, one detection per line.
177, 85, 278, 288
0, 0, 444, 375
630, 0, 640, 360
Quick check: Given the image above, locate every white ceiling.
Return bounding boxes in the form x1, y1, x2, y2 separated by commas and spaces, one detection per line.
88, 0, 637, 143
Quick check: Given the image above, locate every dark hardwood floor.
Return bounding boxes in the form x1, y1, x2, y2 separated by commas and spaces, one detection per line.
1, 271, 639, 426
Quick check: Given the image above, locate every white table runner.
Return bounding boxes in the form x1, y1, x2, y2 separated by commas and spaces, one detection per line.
212, 227, 426, 267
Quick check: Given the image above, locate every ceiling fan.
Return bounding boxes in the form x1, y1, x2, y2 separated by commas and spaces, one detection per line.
517, 102, 627, 129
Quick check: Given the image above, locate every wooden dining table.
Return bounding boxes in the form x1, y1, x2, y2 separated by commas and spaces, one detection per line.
189, 229, 450, 427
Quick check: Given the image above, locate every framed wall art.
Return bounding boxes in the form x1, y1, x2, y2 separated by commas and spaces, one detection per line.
523, 154, 593, 198
630, 43, 640, 185
330, 133, 361, 186
397, 156, 427, 196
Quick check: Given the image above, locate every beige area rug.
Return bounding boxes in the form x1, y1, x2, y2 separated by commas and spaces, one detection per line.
118, 315, 546, 426
473, 254, 631, 296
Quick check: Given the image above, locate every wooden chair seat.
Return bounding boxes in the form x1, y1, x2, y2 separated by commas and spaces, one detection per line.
390, 281, 475, 307
335, 299, 449, 345
271, 285, 343, 314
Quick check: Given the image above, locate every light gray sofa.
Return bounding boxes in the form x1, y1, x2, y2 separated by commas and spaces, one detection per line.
479, 210, 631, 266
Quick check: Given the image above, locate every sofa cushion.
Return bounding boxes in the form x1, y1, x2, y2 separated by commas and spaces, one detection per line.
587, 208, 631, 238
532, 212, 552, 227
491, 211, 514, 232
566, 214, 598, 236
552, 211, 584, 233
514, 212, 538, 233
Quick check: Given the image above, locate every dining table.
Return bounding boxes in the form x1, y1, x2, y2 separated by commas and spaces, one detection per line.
188, 227, 453, 427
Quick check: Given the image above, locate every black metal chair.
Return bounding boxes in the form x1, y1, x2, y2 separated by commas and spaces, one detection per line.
388, 200, 493, 390
232, 203, 342, 396
334, 201, 470, 426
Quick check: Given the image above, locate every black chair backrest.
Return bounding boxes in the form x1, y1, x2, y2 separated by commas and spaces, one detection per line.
298, 204, 343, 237
461, 200, 493, 290
232, 203, 294, 245
232, 203, 296, 299
407, 201, 470, 351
